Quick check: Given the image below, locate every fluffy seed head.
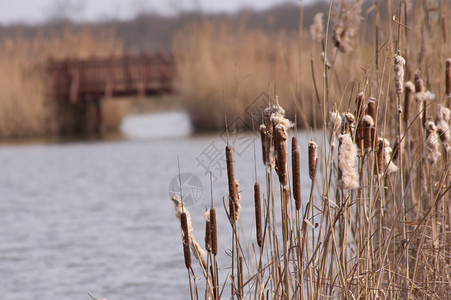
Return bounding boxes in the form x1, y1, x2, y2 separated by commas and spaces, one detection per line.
310, 13, 324, 42
337, 134, 359, 190
425, 121, 441, 165
393, 52, 406, 96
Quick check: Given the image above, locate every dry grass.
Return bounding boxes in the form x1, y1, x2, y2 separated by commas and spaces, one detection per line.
172, 1, 451, 299
0, 26, 122, 139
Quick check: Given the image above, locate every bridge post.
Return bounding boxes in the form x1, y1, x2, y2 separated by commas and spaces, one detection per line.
84, 95, 103, 138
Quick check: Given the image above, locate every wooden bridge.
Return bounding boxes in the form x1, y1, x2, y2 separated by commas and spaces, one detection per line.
45, 52, 176, 135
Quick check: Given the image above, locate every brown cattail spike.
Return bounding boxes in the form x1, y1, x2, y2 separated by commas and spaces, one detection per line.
274, 124, 288, 185
292, 136, 301, 210
210, 208, 217, 256
367, 98, 377, 122
308, 141, 318, 179
181, 212, 191, 269
204, 210, 211, 252
225, 146, 238, 223
260, 124, 269, 167
362, 115, 374, 150
254, 182, 263, 247
446, 59, 451, 97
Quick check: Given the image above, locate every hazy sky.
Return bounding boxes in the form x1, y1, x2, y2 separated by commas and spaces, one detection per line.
0, 0, 306, 25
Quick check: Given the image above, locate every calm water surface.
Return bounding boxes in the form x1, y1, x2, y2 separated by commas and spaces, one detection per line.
0, 112, 314, 299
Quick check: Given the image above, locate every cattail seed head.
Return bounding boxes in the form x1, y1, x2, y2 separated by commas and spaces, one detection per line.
383, 138, 398, 174
337, 134, 359, 190
425, 121, 441, 165
226, 145, 239, 223
404, 81, 414, 124
254, 182, 263, 247
181, 212, 191, 269
436, 104, 451, 153
367, 98, 377, 122
274, 124, 288, 185
362, 115, 374, 150
210, 208, 217, 256
310, 12, 324, 42
204, 210, 211, 252
308, 141, 318, 179
446, 58, 451, 96
292, 136, 301, 211
260, 124, 269, 167
393, 52, 406, 96
342, 112, 355, 135
329, 109, 342, 133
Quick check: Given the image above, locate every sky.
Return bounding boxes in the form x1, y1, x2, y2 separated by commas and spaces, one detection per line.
0, 0, 307, 25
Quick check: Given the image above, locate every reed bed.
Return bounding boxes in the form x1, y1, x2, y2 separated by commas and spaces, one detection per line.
171, 1, 451, 299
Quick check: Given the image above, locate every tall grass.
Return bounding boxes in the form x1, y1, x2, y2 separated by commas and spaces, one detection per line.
0, 26, 122, 139
172, 1, 451, 299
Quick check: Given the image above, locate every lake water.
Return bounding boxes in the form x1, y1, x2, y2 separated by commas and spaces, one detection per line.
0, 112, 314, 299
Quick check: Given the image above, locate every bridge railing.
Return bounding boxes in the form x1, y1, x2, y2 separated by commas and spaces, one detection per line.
46, 52, 176, 103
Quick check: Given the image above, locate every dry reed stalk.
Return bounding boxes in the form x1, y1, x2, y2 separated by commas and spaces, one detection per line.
274, 124, 288, 185
226, 145, 240, 223
210, 208, 217, 256
446, 58, 451, 97
204, 210, 211, 252
254, 182, 263, 247
292, 136, 301, 210
181, 212, 192, 269
308, 141, 318, 179
355, 92, 365, 151
404, 81, 415, 124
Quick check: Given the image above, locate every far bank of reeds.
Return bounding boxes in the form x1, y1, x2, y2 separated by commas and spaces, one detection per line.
0, 26, 122, 139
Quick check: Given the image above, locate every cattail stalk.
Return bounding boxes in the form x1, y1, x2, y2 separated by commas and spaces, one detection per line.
292, 136, 301, 210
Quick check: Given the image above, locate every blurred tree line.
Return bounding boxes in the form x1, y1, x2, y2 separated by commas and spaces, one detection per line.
0, 1, 332, 52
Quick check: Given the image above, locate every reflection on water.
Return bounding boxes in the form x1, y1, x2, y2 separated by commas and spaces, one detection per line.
0, 112, 315, 299
120, 111, 192, 140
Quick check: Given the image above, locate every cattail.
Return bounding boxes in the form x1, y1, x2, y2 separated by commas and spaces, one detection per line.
292, 136, 301, 211
355, 92, 365, 150
181, 212, 191, 269
264, 106, 274, 168
393, 52, 406, 96
375, 138, 384, 175
425, 121, 441, 165
367, 98, 377, 122
392, 136, 400, 161
260, 124, 269, 166
337, 134, 359, 190
446, 58, 451, 97
342, 112, 355, 135
436, 104, 451, 153
362, 115, 374, 150
254, 182, 263, 247
274, 124, 288, 185
414, 70, 425, 121
226, 145, 239, 223
329, 109, 342, 133
382, 138, 398, 174
204, 210, 211, 252
404, 81, 414, 123
310, 13, 324, 42
308, 141, 318, 179
171, 194, 207, 268
210, 208, 217, 256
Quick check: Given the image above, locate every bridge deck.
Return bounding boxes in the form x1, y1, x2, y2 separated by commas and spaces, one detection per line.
46, 53, 176, 103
